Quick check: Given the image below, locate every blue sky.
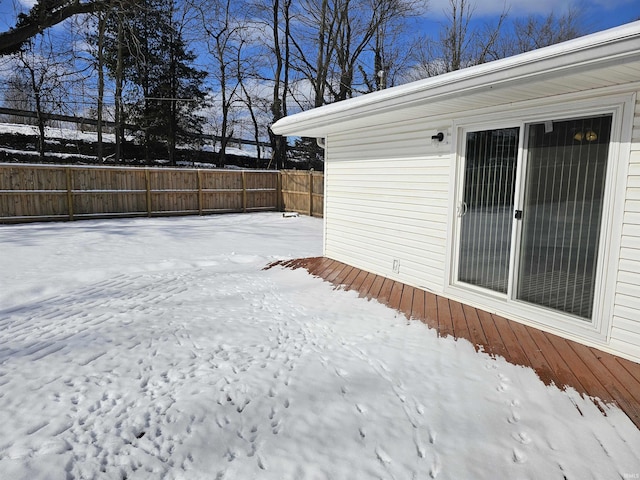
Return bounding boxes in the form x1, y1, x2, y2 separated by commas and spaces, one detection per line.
0, 0, 638, 38
422, 0, 639, 33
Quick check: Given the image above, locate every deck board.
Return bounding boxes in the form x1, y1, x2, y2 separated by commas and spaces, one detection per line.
350, 270, 370, 293
332, 265, 354, 287
388, 282, 404, 311
476, 310, 508, 358
508, 321, 559, 387
424, 292, 439, 329
399, 285, 415, 319
462, 304, 488, 350
308, 257, 332, 275
340, 266, 361, 289
616, 356, 640, 386
377, 278, 395, 306
436, 296, 454, 338
539, 332, 587, 393
365, 275, 386, 301
271, 257, 640, 430
356, 272, 375, 297
449, 300, 469, 341
597, 354, 640, 404
411, 289, 426, 321
490, 315, 530, 367
318, 261, 344, 282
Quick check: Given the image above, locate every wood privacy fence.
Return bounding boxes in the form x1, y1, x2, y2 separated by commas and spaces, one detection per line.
280, 170, 324, 218
0, 164, 324, 223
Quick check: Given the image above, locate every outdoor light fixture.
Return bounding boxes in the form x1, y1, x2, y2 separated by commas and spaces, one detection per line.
432, 132, 444, 142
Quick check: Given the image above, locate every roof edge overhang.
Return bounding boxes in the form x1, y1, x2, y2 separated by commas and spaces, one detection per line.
271, 21, 640, 138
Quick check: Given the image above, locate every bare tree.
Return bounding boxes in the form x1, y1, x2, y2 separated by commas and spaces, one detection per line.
2, 72, 38, 124
331, 0, 420, 101
80, 5, 116, 161
13, 34, 76, 159
196, 0, 248, 167
286, 0, 333, 110
359, 0, 425, 93
0, 0, 118, 55
409, 0, 507, 79
289, 0, 420, 106
504, 8, 584, 56
268, 0, 291, 169
96, 12, 108, 161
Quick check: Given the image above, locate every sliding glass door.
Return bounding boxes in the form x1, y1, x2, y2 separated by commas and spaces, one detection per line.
457, 114, 612, 321
516, 116, 612, 319
458, 128, 520, 293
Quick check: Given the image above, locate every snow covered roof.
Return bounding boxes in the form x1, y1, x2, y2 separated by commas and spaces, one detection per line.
271, 21, 640, 138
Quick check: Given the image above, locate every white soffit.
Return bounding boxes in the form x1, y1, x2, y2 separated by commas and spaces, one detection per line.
271, 21, 640, 138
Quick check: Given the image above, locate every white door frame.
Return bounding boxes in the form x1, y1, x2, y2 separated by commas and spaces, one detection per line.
445, 91, 635, 343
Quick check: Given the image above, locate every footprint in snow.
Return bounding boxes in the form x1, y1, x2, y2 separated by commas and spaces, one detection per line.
497, 382, 510, 393
414, 431, 426, 458
335, 367, 348, 378
271, 419, 281, 435
512, 447, 527, 464
508, 410, 521, 424
430, 453, 442, 479
497, 373, 511, 392
513, 431, 532, 444
375, 446, 392, 465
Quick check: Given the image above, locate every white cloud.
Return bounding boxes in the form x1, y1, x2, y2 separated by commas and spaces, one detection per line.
423, 0, 627, 18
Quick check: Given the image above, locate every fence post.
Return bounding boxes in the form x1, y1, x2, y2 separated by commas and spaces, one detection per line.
145, 168, 152, 216
277, 171, 282, 212
197, 169, 203, 216
308, 171, 313, 216
65, 167, 74, 221
242, 170, 247, 213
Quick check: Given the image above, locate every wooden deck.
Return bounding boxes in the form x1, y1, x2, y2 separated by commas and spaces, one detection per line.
269, 256, 640, 430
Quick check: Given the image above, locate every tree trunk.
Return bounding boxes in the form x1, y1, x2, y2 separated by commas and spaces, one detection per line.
97, 12, 107, 162
114, 12, 124, 162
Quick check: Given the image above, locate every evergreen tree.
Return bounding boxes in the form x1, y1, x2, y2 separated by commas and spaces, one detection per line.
292, 137, 324, 171
104, 0, 207, 164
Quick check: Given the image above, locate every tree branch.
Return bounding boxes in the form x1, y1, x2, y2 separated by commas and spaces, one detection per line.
0, 0, 108, 55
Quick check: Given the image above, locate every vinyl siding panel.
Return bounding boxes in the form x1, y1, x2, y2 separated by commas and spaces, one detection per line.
611, 94, 640, 362
633, 101, 640, 144
324, 121, 452, 293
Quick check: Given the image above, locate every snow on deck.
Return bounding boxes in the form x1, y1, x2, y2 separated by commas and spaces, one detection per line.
0, 213, 638, 479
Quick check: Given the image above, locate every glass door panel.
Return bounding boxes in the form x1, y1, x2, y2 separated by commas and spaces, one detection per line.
516, 116, 612, 319
458, 128, 520, 293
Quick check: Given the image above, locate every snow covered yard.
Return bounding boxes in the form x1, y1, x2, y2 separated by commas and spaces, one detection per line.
0, 213, 639, 480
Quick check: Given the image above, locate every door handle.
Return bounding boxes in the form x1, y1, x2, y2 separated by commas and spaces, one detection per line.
458, 201, 468, 217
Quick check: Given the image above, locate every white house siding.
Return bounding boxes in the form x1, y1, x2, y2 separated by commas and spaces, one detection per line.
611, 94, 640, 361
324, 120, 451, 293
323, 92, 640, 363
